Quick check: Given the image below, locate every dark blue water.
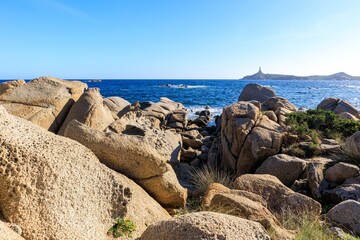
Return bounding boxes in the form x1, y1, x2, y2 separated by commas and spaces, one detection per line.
83, 79, 360, 117
2, 79, 360, 117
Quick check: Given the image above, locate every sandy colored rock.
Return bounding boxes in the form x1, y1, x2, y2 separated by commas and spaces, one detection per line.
233, 174, 322, 216
0, 79, 25, 95
58, 88, 114, 135
342, 131, 360, 161
262, 96, 298, 112
103, 96, 130, 118
317, 98, 360, 119
141, 211, 270, 240
0, 106, 170, 240
324, 162, 359, 183
327, 200, 360, 236
307, 161, 325, 199
255, 154, 307, 186
238, 83, 276, 103
237, 115, 283, 173
339, 112, 358, 120
202, 184, 294, 240
220, 101, 259, 171
0, 76, 87, 132
0, 220, 24, 240
64, 119, 186, 208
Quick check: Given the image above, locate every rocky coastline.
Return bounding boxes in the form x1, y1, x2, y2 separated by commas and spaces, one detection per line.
0, 77, 359, 239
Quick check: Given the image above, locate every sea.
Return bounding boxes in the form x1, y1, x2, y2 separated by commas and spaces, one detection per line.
2, 79, 360, 120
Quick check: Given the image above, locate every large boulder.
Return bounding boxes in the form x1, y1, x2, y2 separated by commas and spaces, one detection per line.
220, 102, 283, 174
238, 84, 276, 103
0, 106, 170, 240
342, 131, 360, 161
202, 183, 294, 240
0, 76, 87, 132
233, 174, 322, 216
322, 184, 360, 203
255, 154, 307, 186
262, 96, 297, 112
317, 98, 360, 119
327, 200, 360, 236
64, 119, 186, 208
58, 88, 114, 135
324, 162, 359, 183
103, 96, 130, 118
141, 211, 271, 240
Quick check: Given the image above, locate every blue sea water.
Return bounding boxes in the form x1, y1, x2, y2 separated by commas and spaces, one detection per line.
2, 79, 360, 118
83, 79, 360, 117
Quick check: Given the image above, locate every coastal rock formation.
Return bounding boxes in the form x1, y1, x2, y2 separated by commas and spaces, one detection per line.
103, 96, 130, 118
238, 83, 275, 103
233, 174, 322, 216
58, 88, 114, 135
324, 162, 360, 183
64, 119, 186, 208
0, 76, 87, 132
142, 97, 187, 129
220, 101, 284, 174
262, 96, 298, 112
141, 211, 271, 240
322, 184, 360, 203
342, 131, 360, 161
0, 106, 170, 240
327, 200, 360, 236
255, 154, 307, 186
202, 183, 294, 240
317, 98, 360, 119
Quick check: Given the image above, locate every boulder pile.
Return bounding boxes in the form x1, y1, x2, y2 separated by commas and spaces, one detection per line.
1, 78, 360, 239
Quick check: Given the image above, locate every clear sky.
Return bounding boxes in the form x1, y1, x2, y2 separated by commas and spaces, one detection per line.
1, 0, 360, 79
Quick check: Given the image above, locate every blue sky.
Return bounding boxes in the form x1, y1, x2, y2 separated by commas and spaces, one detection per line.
1, 0, 360, 79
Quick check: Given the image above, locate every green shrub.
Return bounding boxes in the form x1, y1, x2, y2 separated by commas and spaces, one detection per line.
107, 218, 136, 238
286, 109, 360, 141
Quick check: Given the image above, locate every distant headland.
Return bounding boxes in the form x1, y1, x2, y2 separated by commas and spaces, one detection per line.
241, 67, 360, 80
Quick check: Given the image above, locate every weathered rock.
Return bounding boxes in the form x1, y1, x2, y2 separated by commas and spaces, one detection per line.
237, 116, 284, 173
324, 162, 360, 183
220, 102, 283, 174
0, 79, 25, 95
317, 98, 340, 111
182, 137, 203, 149
344, 176, 360, 185
143, 97, 187, 124
322, 184, 360, 203
342, 131, 360, 161
262, 96, 298, 112
141, 211, 271, 240
202, 184, 294, 240
64, 119, 186, 208
180, 147, 199, 162
307, 161, 326, 199
318, 98, 360, 119
0, 76, 87, 132
0, 220, 24, 240
58, 88, 114, 135
103, 96, 130, 118
238, 84, 276, 103
263, 110, 277, 122
255, 154, 307, 186
339, 112, 358, 120
0, 106, 170, 240
167, 110, 188, 129
233, 174, 322, 216
327, 200, 360, 236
